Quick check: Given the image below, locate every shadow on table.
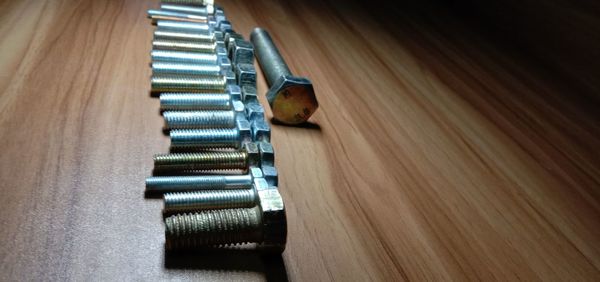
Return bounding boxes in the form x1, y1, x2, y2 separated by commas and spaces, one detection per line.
270, 118, 322, 130
164, 248, 288, 282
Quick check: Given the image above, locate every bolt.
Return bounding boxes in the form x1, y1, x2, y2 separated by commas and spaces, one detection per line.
161, 0, 214, 7
151, 49, 227, 65
151, 59, 231, 76
146, 167, 264, 193
162, 100, 245, 129
153, 29, 219, 43
151, 71, 235, 93
169, 119, 251, 150
229, 39, 254, 66
164, 188, 286, 252
162, 177, 270, 214
260, 165, 278, 186
245, 102, 265, 123
160, 4, 211, 15
159, 86, 241, 111
152, 39, 224, 54
251, 119, 271, 142
241, 85, 258, 103
250, 27, 319, 124
155, 142, 270, 172
147, 9, 208, 24
156, 20, 212, 33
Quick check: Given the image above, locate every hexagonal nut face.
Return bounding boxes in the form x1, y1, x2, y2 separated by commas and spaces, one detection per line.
266, 75, 318, 125
258, 141, 274, 167
261, 165, 278, 186
253, 177, 269, 191
227, 84, 242, 102
235, 63, 256, 88
249, 167, 263, 179
218, 57, 232, 72
242, 85, 258, 104
245, 102, 265, 124
257, 188, 287, 252
230, 40, 254, 65
244, 142, 260, 167
252, 119, 271, 142
237, 119, 251, 147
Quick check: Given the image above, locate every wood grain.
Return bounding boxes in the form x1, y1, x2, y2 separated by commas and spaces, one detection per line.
0, 0, 599, 280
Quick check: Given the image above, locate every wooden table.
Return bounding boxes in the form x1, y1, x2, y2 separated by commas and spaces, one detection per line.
1, 0, 599, 280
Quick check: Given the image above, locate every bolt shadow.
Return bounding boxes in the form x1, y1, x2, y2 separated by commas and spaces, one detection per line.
270, 118, 322, 130
164, 247, 289, 282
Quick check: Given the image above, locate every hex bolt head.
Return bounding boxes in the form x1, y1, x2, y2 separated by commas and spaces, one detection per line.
229, 40, 254, 66
251, 119, 271, 142
235, 63, 257, 88
258, 141, 275, 167
260, 165, 278, 186
164, 187, 287, 252
245, 102, 265, 123
241, 85, 258, 104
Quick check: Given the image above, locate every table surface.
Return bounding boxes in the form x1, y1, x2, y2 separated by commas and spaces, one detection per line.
1, 0, 599, 280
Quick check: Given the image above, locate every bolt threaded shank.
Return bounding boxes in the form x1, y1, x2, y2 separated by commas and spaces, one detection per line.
163, 110, 235, 129
151, 74, 226, 92
152, 40, 216, 53
151, 50, 218, 64
160, 93, 231, 111
165, 208, 263, 250
170, 128, 240, 149
146, 174, 252, 192
154, 152, 247, 171
161, 0, 211, 6
164, 189, 258, 214
153, 62, 222, 76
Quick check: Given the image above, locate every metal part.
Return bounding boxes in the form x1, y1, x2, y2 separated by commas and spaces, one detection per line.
151, 49, 227, 64
241, 85, 258, 103
154, 29, 218, 43
160, 4, 209, 15
146, 167, 264, 193
245, 102, 265, 123
152, 59, 231, 76
251, 119, 271, 142
235, 63, 256, 88
260, 165, 278, 186
163, 178, 270, 214
162, 100, 245, 129
148, 9, 208, 23
229, 39, 254, 65
170, 119, 251, 149
250, 27, 319, 124
160, 93, 232, 111
151, 72, 235, 93
155, 142, 267, 172
164, 188, 286, 252
161, 0, 214, 7
152, 39, 221, 53
156, 20, 212, 33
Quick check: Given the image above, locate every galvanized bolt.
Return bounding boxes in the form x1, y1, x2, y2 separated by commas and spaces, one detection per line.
155, 142, 269, 172
148, 9, 208, 24
151, 71, 235, 93
156, 20, 212, 33
162, 177, 270, 214
161, 0, 214, 7
162, 100, 245, 129
164, 188, 287, 252
250, 27, 319, 124
154, 29, 220, 43
151, 49, 227, 65
160, 4, 211, 15
169, 119, 251, 150
251, 118, 271, 142
260, 165, 278, 186
146, 167, 264, 193
151, 59, 231, 76
152, 39, 223, 53
159, 85, 241, 111
235, 63, 256, 88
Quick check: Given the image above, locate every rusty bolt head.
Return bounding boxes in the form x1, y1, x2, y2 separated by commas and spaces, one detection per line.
266, 75, 318, 125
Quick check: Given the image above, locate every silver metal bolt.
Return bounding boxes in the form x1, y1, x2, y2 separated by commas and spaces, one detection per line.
241, 85, 258, 103
154, 29, 219, 43
152, 39, 222, 53
151, 71, 235, 93
164, 188, 287, 252
169, 119, 251, 150
235, 63, 256, 88
162, 100, 245, 129
151, 49, 226, 64
148, 9, 208, 23
162, 177, 270, 214
161, 0, 214, 7
155, 142, 269, 172
156, 20, 212, 33
160, 4, 210, 15
159, 85, 241, 111
151, 59, 231, 76
146, 167, 264, 193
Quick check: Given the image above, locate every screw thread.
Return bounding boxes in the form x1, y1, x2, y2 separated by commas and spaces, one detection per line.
146, 175, 252, 192
156, 21, 211, 33
151, 50, 218, 64
170, 128, 240, 148
154, 30, 214, 43
160, 4, 208, 15
160, 93, 231, 110
151, 74, 226, 92
164, 189, 258, 213
161, 0, 210, 6
165, 208, 263, 250
163, 111, 235, 129
153, 39, 216, 53
154, 151, 247, 171
152, 62, 222, 76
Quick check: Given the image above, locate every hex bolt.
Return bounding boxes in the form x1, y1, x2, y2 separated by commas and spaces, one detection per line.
154, 29, 218, 43
245, 102, 265, 123
250, 27, 319, 124
162, 177, 270, 214
156, 20, 212, 33
155, 142, 267, 172
252, 119, 271, 142
241, 85, 258, 103
159, 86, 242, 110
152, 39, 221, 53
146, 167, 264, 193
229, 39, 254, 66
148, 9, 208, 23
152, 59, 231, 76
164, 188, 287, 252
162, 100, 245, 129
260, 165, 278, 186
151, 71, 235, 93
170, 119, 251, 150
151, 49, 227, 65
160, 4, 210, 15
161, 0, 214, 7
